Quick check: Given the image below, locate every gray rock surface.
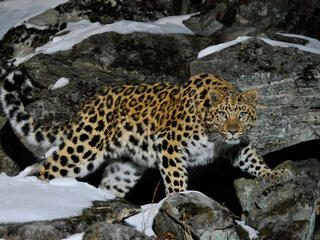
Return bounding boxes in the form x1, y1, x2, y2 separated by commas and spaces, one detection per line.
183, 6, 225, 36
191, 37, 320, 154
83, 222, 151, 240
0, 200, 140, 240
234, 160, 320, 240
0, 115, 19, 175
0, 148, 19, 176
153, 191, 241, 240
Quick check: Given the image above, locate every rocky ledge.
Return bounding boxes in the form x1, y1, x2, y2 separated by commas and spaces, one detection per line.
0, 159, 319, 240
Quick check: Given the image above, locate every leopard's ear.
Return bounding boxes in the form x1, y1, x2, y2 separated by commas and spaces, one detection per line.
241, 90, 258, 106
210, 89, 223, 104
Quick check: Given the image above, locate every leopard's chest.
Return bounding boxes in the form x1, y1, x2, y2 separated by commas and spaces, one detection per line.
184, 135, 215, 167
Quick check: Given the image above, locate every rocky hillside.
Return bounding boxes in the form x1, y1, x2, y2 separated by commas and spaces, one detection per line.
0, 0, 319, 239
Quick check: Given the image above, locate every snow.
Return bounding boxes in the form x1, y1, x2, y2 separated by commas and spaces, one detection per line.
235, 220, 259, 240
198, 34, 320, 58
197, 36, 251, 58
50, 77, 70, 90
260, 37, 320, 54
0, 173, 115, 223
125, 198, 167, 237
14, 14, 195, 65
277, 33, 320, 49
61, 233, 84, 240
0, 0, 68, 39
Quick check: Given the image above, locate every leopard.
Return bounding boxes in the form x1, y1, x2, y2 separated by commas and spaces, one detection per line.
0, 70, 293, 197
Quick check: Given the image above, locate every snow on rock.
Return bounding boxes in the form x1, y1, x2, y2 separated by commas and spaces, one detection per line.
198, 34, 320, 59
0, 173, 115, 223
260, 36, 320, 54
0, 0, 68, 39
14, 14, 195, 65
197, 36, 251, 58
61, 232, 84, 240
50, 77, 70, 90
235, 220, 259, 240
125, 197, 167, 237
277, 33, 320, 49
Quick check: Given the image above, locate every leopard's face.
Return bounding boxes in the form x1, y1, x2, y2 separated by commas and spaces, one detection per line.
206, 89, 258, 145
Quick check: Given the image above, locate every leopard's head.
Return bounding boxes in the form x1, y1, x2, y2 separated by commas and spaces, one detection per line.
204, 89, 258, 145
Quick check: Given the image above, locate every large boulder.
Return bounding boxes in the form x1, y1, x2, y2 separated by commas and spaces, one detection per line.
190, 36, 320, 154
234, 159, 320, 240
153, 191, 242, 240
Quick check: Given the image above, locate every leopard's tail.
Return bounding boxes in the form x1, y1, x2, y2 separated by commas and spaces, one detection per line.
0, 69, 61, 159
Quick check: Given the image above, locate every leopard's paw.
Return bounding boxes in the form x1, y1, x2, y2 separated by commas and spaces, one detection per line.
261, 168, 294, 183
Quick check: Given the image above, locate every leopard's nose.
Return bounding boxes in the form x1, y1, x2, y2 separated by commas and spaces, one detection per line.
228, 129, 238, 135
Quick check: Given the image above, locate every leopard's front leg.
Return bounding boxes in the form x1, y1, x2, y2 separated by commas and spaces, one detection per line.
234, 143, 294, 182
158, 140, 188, 195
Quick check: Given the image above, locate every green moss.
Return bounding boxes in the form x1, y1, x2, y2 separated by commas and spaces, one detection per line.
177, 202, 213, 220
266, 198, 296, 217
259, 220, 309, 239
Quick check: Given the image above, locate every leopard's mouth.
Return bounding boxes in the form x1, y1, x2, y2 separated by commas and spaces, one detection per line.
225, 136, 240, 145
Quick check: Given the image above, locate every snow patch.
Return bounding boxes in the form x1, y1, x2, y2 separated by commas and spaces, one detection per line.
50, 77, 70, 90
61, 233, 84, 240
260, 37, 320, 54
14, 14, 195, 65
0, 173, 115, 223
24, 23, 49, 30
197, 36, 251, 58
236, 220, 259, 240
198, 34, 320, 58
277, 33, 320, 49
0, 0, 68, 39
125, 197, 167, 237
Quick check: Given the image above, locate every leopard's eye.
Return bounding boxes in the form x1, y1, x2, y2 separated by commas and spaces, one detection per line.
239, 112, 247, 118
218, 111, 227, 118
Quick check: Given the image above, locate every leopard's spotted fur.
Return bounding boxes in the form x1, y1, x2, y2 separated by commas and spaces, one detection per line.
0, 71, 293, 196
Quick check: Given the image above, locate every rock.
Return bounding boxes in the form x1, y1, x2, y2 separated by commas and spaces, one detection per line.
153, 191, 241, 240
83, 222, 151, 240
234, 0, 320, 40
0, 148, 19, 176
234, 160, 320, 240
0, 114, 19, 176
184, 0, 320, 43
0, 199, 140, 240
191, 37, 320, 154
183, 5, 225, 36
0, 0, 194, 66
294, 158, 320, 183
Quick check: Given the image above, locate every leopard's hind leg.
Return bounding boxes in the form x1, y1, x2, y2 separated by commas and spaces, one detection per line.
38, 133, 106, 180
99, 160, 146, 197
